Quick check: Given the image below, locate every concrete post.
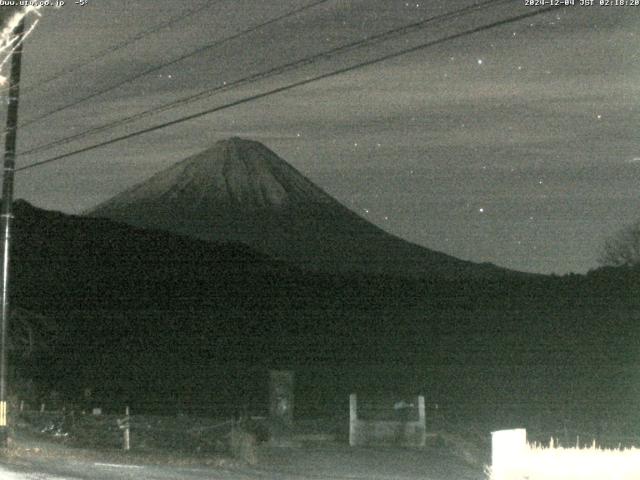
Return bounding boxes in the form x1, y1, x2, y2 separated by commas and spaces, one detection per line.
418, 396, 425, 424
269, 370, 294, 445
349, 393, 357, 447
269, 370, 294, 426
417, 395, 426, 447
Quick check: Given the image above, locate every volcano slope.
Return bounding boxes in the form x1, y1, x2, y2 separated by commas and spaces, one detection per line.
88, 137, 513, 280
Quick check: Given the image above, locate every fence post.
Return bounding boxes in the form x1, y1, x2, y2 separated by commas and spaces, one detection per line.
123, 406, 130, 451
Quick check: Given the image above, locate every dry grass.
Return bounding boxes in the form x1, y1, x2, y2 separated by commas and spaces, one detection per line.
487, 438, 640, 480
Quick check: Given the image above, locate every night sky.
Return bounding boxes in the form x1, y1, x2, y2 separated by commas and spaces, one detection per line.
2, 0, 639, 275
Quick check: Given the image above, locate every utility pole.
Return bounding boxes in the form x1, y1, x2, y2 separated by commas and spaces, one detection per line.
0, 18, 25, 448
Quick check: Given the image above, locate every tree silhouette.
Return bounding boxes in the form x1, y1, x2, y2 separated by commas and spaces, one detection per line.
599, 221, 640, 267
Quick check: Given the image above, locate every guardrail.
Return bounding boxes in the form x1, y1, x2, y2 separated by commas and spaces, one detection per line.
18, 407, 235, 453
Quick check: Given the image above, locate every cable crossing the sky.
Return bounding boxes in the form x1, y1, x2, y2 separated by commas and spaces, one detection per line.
16, 4, 566, 173
14, 1, 216, 97
19, 0, 509, 158
17, 0, 332, 129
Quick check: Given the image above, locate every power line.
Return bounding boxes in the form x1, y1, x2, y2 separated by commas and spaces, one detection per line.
17, 5, 564, 174
17, 0, 332, 129
21, 0, 508, 158
16, 1, 216, 97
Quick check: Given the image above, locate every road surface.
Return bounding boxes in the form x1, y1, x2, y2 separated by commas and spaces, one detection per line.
0, 443, 486, 479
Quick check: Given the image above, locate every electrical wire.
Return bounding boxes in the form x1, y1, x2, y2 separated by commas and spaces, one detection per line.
20, 0, 508, 158
16, 1, 216, 97
17, 5, 564, 173
17, 0, 332, 129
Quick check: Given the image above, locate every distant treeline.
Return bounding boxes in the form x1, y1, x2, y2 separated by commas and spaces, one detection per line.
6, 201, 640, 428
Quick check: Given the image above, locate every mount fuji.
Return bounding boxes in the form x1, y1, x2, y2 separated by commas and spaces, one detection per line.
87, 137, 511, 279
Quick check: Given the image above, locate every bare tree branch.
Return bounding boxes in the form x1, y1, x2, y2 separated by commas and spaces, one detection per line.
598, 221, 640, 267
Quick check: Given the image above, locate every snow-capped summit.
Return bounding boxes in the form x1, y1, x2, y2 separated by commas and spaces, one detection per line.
91, 138, 335, 210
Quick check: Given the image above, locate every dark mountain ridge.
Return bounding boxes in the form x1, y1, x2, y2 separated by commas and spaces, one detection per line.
5, 200, 640, 421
